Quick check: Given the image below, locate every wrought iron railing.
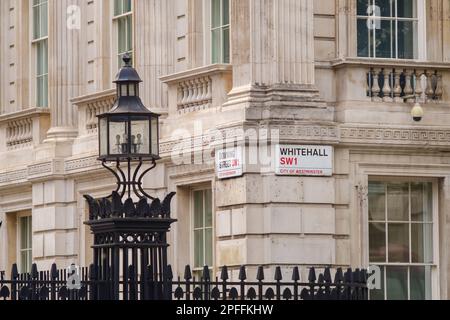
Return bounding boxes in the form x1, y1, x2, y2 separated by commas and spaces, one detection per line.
0, 263, 368, 301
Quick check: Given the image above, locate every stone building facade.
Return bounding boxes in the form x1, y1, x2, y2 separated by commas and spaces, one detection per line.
0, 0, 450, 300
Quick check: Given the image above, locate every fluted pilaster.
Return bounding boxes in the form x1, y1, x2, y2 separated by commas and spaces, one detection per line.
232, 0, 315, 88
47, 0, 80, 138
134, 0, 175, 114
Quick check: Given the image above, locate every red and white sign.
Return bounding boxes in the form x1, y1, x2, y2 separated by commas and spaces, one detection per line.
275, 145, 333, 176
216, 147, 243, 179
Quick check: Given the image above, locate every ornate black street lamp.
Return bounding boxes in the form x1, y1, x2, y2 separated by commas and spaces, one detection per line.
97, 54, 160, 200
84, 54, 176, 300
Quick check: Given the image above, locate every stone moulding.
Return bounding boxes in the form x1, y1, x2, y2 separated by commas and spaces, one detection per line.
2, 124, 450, 187
0, 108, 50, 151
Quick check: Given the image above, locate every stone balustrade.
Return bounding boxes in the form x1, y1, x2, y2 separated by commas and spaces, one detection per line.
328, 58, 449, 105
177, 76, 213, 113
366, 68, 443, 103
161, 64, 232, 115
6, 118, 33, 149
72, 89, 116, 136
0, 108, 50, 152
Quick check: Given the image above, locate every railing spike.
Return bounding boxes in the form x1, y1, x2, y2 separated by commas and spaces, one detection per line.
292, 267, 300, 281
324, 267, 332, 283
238, 266, 247, 281
220, 266, 229, 281
203, 266, 210, 281
318, 273, 324, 284
344, 268, 353, 283
51, 263, 58, 279
274, 266, 282, 281
184, 265, 192, 280
31, 263, 38, 279
11, 264, 18, 279
334, 267, 343, 283
256, 266, 264, 281
308, 267, 317, 283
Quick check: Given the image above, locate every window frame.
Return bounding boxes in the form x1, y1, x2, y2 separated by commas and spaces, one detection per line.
190, 186, 215, 273
31, 0, 48, 108
367, 177, 440, 300
355, 0, 427, 60
204, 0, 231, 65
112, 0, 134, 69
16, 213, 32, 274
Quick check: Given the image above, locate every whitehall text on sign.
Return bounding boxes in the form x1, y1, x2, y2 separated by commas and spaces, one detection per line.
216, 147, 243, 179
275, 145, 333, 176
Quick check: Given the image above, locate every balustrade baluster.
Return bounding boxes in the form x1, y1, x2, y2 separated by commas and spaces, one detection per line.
382, 69, 392, 102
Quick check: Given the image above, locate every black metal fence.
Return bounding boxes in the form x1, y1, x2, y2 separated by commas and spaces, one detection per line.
0, 263, 368, 301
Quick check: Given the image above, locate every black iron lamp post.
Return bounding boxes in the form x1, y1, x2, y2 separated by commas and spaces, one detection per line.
97, 54, 160, 200
84, 54, 176, 300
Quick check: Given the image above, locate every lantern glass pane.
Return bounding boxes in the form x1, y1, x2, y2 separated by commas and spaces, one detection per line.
121, 84, 128, 96
151, 117, 159, 156
109, 117, 129, 155
130, 118, 150, 155
99, 118, 108, 156
128, 84, 136, 96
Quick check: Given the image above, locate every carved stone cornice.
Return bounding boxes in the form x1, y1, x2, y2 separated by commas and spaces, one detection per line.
340, 125, 450, 147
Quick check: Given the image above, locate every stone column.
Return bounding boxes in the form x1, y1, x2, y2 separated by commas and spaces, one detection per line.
46, 0, 81, 140
228, 0, 317, 102
134, 0, 175, 115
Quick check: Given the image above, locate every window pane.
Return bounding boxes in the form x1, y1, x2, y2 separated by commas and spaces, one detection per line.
222, 0, 230, 25
126, 15, 133, 51
123, 0, 132, 13
211, 29, 221, 63
21, 251, 29, 273
114, 0, 121, 16
42, 74, 48, 107
410, 266, 432, 300
369, 223, 386, 262
118, 18, 127, 53
411, 182, 432, 222
375, 0, 395, 17
33, 5, 40, 39
222, 27, 230, 63
386, 266, 408, 300
194, 230, 204, 268
369, 182, 385, 221
369, 266, 385, 300
41, 2, 48, 37
397, 0, 417, 18
397, 20, 417, 59
205, 228, 213, 266
411, 223, 433, 263
37, 40, 48, 76
387, 183, 409, 221
20, 217, 29, 249
357, 19, 372, 57
194, 191, 204, 228
204, 189, 213, 228
375, 19, 395, 58
357, 0, 370, 16
212, 0, 221, 28
388, 223, 409, 262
